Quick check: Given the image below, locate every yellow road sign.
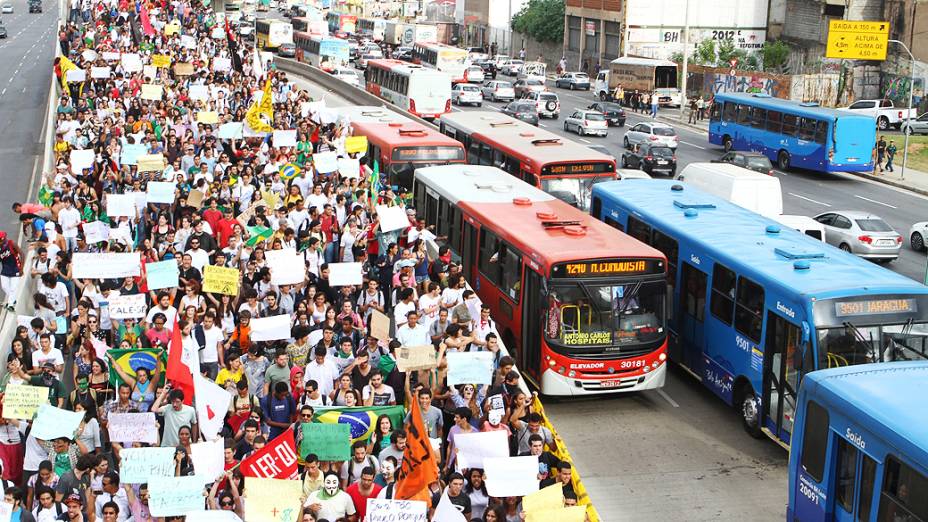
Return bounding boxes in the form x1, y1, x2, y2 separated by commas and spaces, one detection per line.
826, 20, 889, 60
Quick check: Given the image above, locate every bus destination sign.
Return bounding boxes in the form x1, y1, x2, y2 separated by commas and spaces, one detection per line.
543, 162, 613, 176
392, 146, 465, 162
553, 259, 662, 278
834, 298, 916, 317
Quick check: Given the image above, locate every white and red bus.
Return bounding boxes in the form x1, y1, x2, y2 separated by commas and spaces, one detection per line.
339, 106, 464, 190
413, 165, 669, 395
438, 111, 616, 211
412, 41, 468, 82
364, 59, 451, 120
294, 32, 350, 72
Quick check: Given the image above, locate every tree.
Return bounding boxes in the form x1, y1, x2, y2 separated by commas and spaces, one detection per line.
761, 40, 791, 73
691, 39, 717, 66
716, 39, 749, 68
511, 0, 564, 44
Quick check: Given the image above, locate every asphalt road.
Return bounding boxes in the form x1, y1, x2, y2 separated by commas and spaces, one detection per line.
0, 0, 58, 234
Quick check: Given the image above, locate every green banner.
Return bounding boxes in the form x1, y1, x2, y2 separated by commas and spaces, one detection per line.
301, 423, 351, 462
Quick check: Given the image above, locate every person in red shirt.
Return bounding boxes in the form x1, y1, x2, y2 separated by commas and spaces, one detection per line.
345, 467, 381, 520
216, 206, 238, 248
202, 197, 223, 233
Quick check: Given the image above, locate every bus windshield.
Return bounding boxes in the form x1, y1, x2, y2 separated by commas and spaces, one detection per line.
541, 176, 610, 211
816, 321, 928, 367
546, 280, 665, 353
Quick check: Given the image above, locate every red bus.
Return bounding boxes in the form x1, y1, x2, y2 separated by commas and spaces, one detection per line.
413, 165, 669, 395
340, 106, 464, 190
438, 111, 616, 211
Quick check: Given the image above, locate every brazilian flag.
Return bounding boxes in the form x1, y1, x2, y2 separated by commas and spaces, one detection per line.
245, 226, 273, 247
312, 405, 405, 444
106, 348, 167, 387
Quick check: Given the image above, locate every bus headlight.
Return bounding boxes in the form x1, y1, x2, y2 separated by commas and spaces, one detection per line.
642, 366, 650, 373
659, 353, 667, 362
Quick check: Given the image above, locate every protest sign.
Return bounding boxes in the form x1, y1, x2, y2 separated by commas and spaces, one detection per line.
240, 430, 299, 479
202, 265, 239, 295
82, 221, 109, 244
522, 483, 566, 514
395, 345, 438, 372
188, 84, 210, 101
345, 135, 368, 154
151, 54, 172, 68
102, 51, 121, 61
313, 151, 337, 173
369, 309, 390, 341
91, 66, 111, 79
376, 205, 409, 233
30, 404, 85, 441
453, 430, 511, 471
446, 351, 495, 385
187, 189, 204, 209
272, 129, 297, 148
218, 121, 244, 139
212, 56, 231, 71
143, 65, 157, 80
265, 249, 304, 286
235, 200, 266, 227
337, 157, 360, 179
434, 493, 466, 522
121, 53, 143, 72
146, 259, 179, 290
197, 111, 219, 124
108, 293, 147, 319
120, 143, 147, 165
190, 438, 225, 480
366, 499, 427, 522
82, 49, 98, 61
483, 456, 540, 497
65, 69, 86, 82
174, 61, 195, 74
137, 153, 166, 172
300, 423, 351, 462
163, 23, 180, 35
120, 447, 176, 483
243, 478, 301, 522
249, 314, 292, 342
148, 476, 207, 516
107, 413, 159, 444
2, 384, 47, 420
69, 149, 95, 175
105, 193, 136, 217
327, 262, 363, 286
72, 253, 141, 279
146, 181, 176, 204
526, 506, 586, 522
141, 84, 163, 101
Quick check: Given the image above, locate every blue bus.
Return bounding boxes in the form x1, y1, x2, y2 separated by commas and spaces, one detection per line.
708, 92, 875, 173
788, 362, 928, 521
589, 180, 928, 446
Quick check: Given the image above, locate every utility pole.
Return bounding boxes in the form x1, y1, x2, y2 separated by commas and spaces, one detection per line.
679, 0, 690, 122
889, 40, 915, 180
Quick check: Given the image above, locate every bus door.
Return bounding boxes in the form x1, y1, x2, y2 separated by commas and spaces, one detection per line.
762, 311, 803, 443
831, 433, 878, 522
679, 262, 707, 371
520, 268, 544, 379
461, 219, 477, 283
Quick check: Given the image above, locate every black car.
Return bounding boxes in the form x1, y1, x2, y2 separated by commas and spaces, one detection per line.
474, 59, 497, 79
588, 102, 626, 127
712, 151, 775, 175
621, 143, 676, 175
0, 25, 6, 38
28, 0, 41, 13
501, 101, 539, 126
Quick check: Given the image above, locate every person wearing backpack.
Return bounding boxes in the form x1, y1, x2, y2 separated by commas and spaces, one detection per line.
339, 441, 379, 489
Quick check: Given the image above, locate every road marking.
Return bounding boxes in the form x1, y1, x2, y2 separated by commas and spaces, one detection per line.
538, 123, 546, 127
657, 389, 679, 408
579, 138, 592, 144
789, 192, 832, 207
486, 105, 500, 111
679, 140, 707, 150
855, 194, 898, 209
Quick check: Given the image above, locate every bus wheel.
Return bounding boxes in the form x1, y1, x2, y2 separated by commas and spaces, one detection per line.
739, 385, 763, 438
723, 136, 733, 152
777, 151, 791, 171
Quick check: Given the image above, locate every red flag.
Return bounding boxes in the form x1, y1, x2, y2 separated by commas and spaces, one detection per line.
240, 429, 299, 479
165, 318, 194, 405
139, 5, 156, 36
395, 397, 439, 503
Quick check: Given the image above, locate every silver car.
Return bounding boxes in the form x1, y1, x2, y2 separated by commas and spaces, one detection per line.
563, 110, 608, 137
623, 122, 678, 150
902, 112, 928, 135
500, 59, 524, 76
555, 72, 590, 90
814, 211, 902, 262
481, 80, 514, 102
451, 83, 483, 107
464, 66, 485, 84
908, 221, 928, 251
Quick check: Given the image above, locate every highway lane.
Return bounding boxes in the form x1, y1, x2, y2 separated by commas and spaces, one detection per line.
451, 73, 928, 282
0, 0, 58, 235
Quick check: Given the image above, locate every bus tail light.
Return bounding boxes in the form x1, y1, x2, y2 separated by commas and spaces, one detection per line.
828, 149, 835, 161
408, 98, 417, 115
858, 235, 873, 244
445, 99, 452, 112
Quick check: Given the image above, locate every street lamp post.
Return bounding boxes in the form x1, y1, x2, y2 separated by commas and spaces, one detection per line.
889, 39, 916, 180
679, 0, 690, 122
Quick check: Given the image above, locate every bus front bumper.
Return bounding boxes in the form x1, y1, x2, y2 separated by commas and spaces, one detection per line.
541, 362, 666, 396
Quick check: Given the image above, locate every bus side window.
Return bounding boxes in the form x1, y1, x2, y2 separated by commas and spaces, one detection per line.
590, 197, 601, 219
782, 114, 799, 137
799, 118, 818, 141
722, 101, 737, 122
468, 141, 480, 165
751, 108, 766, 129
879, 457, 928, 521
478, 229, 501, 285
499, 243, 522, 302
737, 104, 752, 125
709, 264, 736, 325
652, 230, 678, 322
479, 143, 493, 166
449, 207, 462, 252
814, 120, 827, 144
627, 216, 651, 244
799, 400, 828, 482
710, 102, 722, 121
734, 276, 764, 343
835, 437, 858, 513
604, 217, 624, 232
766, 110, 782, 133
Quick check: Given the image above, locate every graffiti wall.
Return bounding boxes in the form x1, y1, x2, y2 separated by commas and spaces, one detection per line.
684, 64, 791, 99
881, 73, 925, 108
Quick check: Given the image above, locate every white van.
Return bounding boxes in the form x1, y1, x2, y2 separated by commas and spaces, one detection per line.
674, 163, 783, 217
771, 214, 827, 242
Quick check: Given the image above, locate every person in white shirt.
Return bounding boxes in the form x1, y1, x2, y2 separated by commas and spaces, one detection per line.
304, 346, 340, 397
145, 292, 178, 330
441, 274, 466, 311
31, 335, 64, 377
198, 312, 225, 379
396, 310, 430, 347
185, 237, 210, 272
93, 472, 130, 522
56, 197, 81, 252
303, 473, 356, 521
393, 288, 416, 326
339, 220, 360, 263
417, 283, 441, 330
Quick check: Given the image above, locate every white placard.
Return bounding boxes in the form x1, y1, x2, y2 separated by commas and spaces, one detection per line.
82, 49, 98, 62
102, 51, 121, 61
189, 84, 210, 101
142, 65, 158, 80
108, 412, 159, 444
108, 293, 147, 319
337, 157, 360, 179
190, 439, 225, 481
146, 181, 176, 204
483, 456, 540, 497
434, 494, 467, 522
218, 121, 244, 140
327, 262, 363, 286
249, 314, 292, 342
91, 66, 112, 79
105, 193, 137, 217
366, 499, 428, 522
72, 252, 141, 279
211, 26, 225, 39
265, 249, 305, 285
454, 430, 511, 471
69, 149, 95, 175
82, 221, 110, 244
272, 129, 297, 148
212, 57, 231, 71
180, 35, 197, 49
446, 351, 495, 386
121, 53, 143, 72
65, 69, 86, 82
313, 151, 338, 173
376, 205, 409, 233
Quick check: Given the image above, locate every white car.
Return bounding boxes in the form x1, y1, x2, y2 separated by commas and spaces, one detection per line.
902, 113, 928, 135
616, 169, 653, 180
909, 221, 928, 251
356, 50, 383, 69
1, 3, 12, 12
481, 80, 514, 102
623, 122, 678, 150
501, 59, 524, 76
332, 67, 361, 88
563, 110, 608, 137
452, 83, 483, 107
464, 66, 485, 84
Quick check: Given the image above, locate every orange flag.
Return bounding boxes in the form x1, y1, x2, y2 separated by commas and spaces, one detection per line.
394, 396, 439, 503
